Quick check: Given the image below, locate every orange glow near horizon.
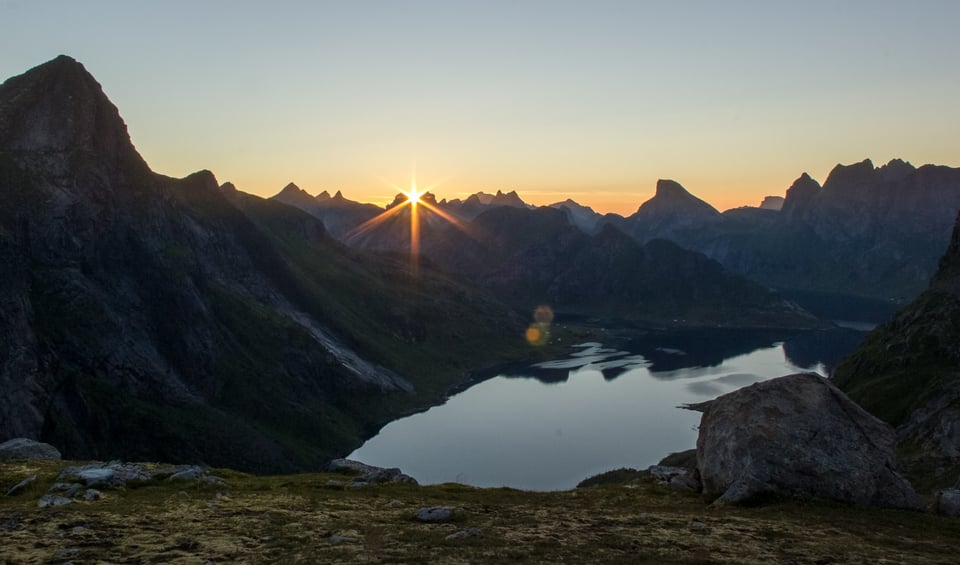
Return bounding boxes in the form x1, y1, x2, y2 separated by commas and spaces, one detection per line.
345, 176, 472, 277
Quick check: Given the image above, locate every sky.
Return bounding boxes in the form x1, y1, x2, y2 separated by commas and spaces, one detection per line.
1, 0, 958, 215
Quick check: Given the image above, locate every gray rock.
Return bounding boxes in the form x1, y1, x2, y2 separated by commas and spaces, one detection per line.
387, 499, 404, 508
48, 482, 82, 498
37, 494, 72, 508
327, 458, 418, 486
168, 467, 205, 481
53, 547, 80, 559
446, 527, 481, 540
0, 438, 61, 461
689, 520, 709, 532
203, 475, 226, 486
326, 458, 378, 474
686, 373, 924, 509
353, 467, 418, 486
934, 488, 960, 516
647, 465, 701, 493
414, 506, 457, 523
83, 489, 101, 502
329, 534, 358, 543
5, 474, 36, 496
78, 468, 114, 486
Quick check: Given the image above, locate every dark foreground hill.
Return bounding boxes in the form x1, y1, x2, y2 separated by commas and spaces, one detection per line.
834, 211, 960, 489
0, 56, 524, 472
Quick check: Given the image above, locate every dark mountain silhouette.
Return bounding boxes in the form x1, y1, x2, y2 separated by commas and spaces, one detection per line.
758, 196, 784, 211
0, 56, 523, 472
268, 185, 381, 240
834, 211, 960, 489
548, 198, 602, 233
440, 189, 532, 220
617, 179, 723, 243
606, 162, 960, 303
419, 207, 819, 328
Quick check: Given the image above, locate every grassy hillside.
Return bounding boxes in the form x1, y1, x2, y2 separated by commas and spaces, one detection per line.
2, 460, 958, 564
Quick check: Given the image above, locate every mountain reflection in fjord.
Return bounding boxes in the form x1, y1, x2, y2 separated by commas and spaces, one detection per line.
349, 328, 863, 491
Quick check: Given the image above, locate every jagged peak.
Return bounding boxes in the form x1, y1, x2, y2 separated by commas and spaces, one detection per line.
0, 54, 147, 171
279, 182, 304, 194
333, 190, 345, 200
315, 190, 331, 201
219, 181, 237, 193
787, 172, 821, 193
823, 159, 876, 189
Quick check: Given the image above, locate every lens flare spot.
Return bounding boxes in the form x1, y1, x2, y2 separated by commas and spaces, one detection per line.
534, 305, 554, 324
525, 324, 549, 346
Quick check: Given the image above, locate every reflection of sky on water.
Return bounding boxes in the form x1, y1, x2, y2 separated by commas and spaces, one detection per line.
350, 329, 858, 491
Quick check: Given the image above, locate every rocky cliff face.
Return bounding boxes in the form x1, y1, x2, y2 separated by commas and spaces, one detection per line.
0, 56, 522, 472
834, 211, 960, 488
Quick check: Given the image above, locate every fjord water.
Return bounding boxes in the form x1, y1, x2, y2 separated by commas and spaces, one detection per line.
350, 328, 866, 490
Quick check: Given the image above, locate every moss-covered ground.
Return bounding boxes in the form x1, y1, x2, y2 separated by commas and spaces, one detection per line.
3, 461, 959, 564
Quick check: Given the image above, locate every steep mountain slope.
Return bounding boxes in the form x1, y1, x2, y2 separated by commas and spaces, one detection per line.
834, 211, 960, 488
611, 162, 960, 302
421, 207, 818, 328
0, 56, 523, 472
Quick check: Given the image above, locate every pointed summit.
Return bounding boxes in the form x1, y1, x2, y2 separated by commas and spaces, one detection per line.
271, 182, 316, 209
0, 54, 147, 172
781, 173, 821, 222
315, 190, 331, 202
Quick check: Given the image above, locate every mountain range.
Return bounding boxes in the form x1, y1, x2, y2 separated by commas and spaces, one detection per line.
0, 56, 526, 472
269, 161, 960, 308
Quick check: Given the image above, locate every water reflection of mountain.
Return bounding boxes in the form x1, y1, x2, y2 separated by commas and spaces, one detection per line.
782, 328, 867, 375
501, 327, 866, 384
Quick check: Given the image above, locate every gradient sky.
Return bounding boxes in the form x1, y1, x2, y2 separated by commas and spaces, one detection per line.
1, 1, 958, 215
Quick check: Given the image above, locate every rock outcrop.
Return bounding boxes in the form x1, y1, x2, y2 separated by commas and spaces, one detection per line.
686, 373, 923, 509
0, 438, 61, 461
835, 211, 960, 488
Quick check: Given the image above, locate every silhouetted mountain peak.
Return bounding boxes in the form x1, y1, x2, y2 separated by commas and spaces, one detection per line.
0, 54, 147, 172
333, 190, 345, 200
823, 159, 876, 190
315, 190, 331, 201
219, 182, 237, 194
634, 179, 720, 218
655, 179, 689, 198
780, 172, 822, 221
878, 158, 916, 183
759, 196, 785, 211
278, 182, 305, 196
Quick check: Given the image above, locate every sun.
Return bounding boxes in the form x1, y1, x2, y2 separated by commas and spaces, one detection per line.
406, 184, 422, 205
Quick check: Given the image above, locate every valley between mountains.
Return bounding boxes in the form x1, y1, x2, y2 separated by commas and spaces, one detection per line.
4, 55, 960, 563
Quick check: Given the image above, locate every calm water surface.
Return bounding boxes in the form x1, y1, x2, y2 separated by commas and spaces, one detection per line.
350, 328, 865, 491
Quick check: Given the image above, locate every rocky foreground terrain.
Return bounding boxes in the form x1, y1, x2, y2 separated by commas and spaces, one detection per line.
3, 457, 960, 564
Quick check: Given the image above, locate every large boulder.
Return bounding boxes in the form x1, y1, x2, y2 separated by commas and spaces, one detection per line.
0, 438, 61, 461
686, 373, 923, 509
